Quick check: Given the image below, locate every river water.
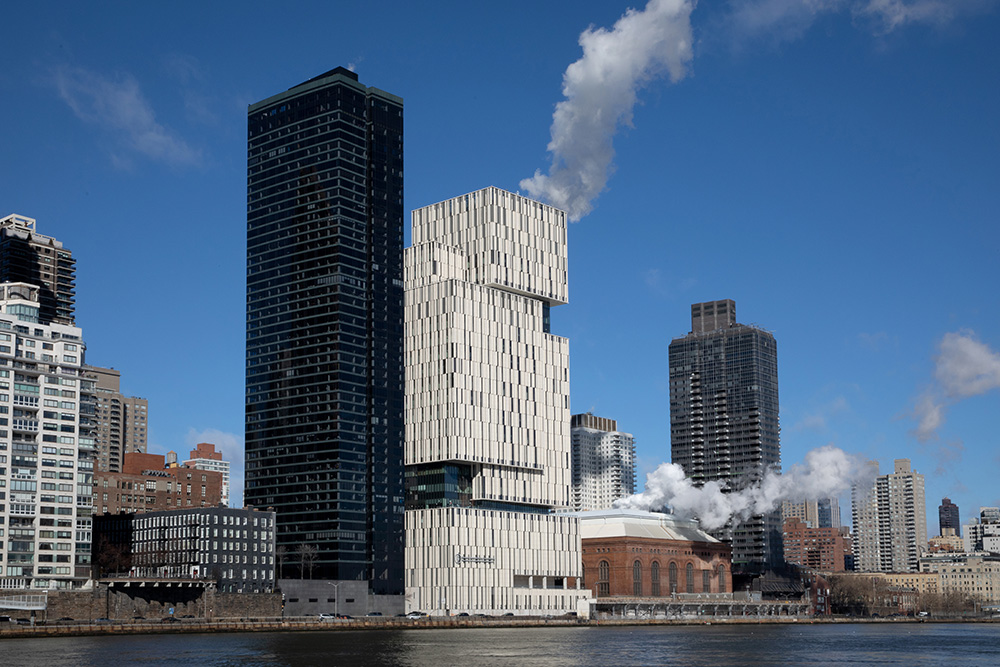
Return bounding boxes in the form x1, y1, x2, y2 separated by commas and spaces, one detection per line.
5, 623, 999, 666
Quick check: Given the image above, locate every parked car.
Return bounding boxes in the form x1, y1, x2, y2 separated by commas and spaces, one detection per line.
318, 613, 335, 620
161, 617, 180, 623
0, 616, 15, 624
406, 611, 427, 619
366, 612, 383, 617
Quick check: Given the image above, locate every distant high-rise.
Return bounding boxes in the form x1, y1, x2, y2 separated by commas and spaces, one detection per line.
570, 413, 636, 511
84, 364, 149, 472
668, 299, 782, 571
939, 497, 961, 538
184, 442, 231, 507
781, 498, 841, 529
0, 214, 76, 325
244, 67, 405, 594
852, 459, 927, 573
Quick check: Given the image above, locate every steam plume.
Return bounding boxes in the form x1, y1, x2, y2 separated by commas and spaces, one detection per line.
520, 0, 695, 221
616, 445, 864, 530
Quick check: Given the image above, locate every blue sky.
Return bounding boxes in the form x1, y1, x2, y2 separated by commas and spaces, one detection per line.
2, 1, 998, 526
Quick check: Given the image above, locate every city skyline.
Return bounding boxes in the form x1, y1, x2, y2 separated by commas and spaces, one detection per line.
2, 1, 998, 520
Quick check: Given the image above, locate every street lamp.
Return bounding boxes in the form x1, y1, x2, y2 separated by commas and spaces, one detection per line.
328, 581, 341, 617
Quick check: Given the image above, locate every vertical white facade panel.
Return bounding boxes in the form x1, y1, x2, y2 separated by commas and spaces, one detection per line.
405, 188, 588, 615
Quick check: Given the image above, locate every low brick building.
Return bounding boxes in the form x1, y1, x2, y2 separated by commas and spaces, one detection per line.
579, 509, 732, 597
93, 451, 223, 514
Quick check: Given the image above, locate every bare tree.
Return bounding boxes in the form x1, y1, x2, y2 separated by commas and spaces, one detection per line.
276, 545, 287, 580
296, 544, 318, 579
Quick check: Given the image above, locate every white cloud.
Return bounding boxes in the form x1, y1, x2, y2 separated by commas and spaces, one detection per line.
935, 330, 1000, 398
791, 395, 849, 432
911, 391, 945, 441
53, 66, 201, 166
521, 0, 695, 221
185, 428, 244, 508
909, 331, 1000, 470
726, 0, 991, 43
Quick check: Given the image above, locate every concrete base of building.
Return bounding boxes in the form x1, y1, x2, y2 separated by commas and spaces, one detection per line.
277, 579, 404, 618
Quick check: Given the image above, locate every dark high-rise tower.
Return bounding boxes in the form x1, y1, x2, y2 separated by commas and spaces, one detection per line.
939, 497, 961, 537
245, 68, 404, 594
669, 299, 782, 571
0, 214, 76, 325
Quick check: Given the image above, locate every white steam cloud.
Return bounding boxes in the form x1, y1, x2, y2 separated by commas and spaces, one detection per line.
616, 445, 863, 530
523, 0, 989, 220
520, 0, 695, 221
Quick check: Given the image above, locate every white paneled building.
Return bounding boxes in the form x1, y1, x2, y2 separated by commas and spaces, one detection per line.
570, 414, 635, 511
0, 283, 95, 590
404, 187, 590, 615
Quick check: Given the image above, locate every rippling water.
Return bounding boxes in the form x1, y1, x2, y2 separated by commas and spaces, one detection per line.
6, 623, 1000, 666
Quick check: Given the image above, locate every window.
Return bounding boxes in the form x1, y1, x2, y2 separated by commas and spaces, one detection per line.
669, 562, 678, 595
633, 560, 642, 596
651, 561, 661, 596
686, 563, 694, 594
702, 570, 710, 593
718, 565, 726, 593
597, 559, 610, 597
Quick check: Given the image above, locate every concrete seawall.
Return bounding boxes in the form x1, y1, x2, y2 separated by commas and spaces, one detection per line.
1, 615, 993, 639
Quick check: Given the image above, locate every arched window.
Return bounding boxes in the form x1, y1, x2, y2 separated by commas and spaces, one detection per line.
702, 569, 710, 593
669, 561, 678, 595
651, 561, 661, 596
598, 560, 610, 597
718, 565, 726, 593
686, 562, 695, 593
633, 560, 642, 596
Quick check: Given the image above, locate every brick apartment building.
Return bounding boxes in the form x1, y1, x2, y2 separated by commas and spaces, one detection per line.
94, 451, 223, 514
782, 518, 853, 571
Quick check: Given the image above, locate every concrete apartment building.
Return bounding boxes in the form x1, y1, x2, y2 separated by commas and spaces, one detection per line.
183, 442, 231, 507
0, 281, 95, 589
965, 507, 1000, 554
404, 187, 590, 616
920, 552, 1000, 604
83, 364, 148, 472
570, 413, 636, 511
781, 498, 841, 529
93, 451, 223, 515
852, 459, 927, 573
668, 299, 783, 571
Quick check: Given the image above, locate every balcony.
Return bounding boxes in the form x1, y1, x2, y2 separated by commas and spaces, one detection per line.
11, 418, 39, 433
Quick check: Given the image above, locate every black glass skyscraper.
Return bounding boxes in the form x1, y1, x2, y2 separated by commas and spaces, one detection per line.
245, 68, 404, 594
669, 300, 782, 571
